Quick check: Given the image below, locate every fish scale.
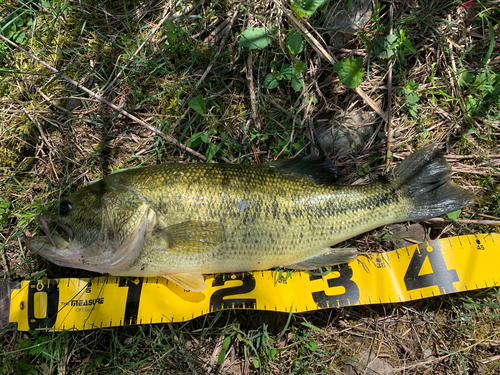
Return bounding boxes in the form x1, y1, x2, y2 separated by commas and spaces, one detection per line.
26, 145, 475, 291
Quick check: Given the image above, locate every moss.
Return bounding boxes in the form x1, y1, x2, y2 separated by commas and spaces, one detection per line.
0, 115, 33, 169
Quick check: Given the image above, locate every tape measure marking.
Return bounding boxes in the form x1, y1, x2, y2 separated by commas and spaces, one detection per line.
6, 233, 500, 331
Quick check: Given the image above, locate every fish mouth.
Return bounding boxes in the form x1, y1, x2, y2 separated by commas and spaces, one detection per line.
26, 215, 83, 268
38, 215, 74, 249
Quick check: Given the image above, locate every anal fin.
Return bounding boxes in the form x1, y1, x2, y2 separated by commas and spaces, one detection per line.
287, 248, 357, 270
164, 272, 207, 292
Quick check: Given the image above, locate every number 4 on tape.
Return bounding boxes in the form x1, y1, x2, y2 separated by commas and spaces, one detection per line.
404, 243, 459, 294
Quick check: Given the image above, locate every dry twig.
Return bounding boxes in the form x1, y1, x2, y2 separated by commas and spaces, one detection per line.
424, 217, 500, 226
246, 52, 261, 133
385, 5, 394, 172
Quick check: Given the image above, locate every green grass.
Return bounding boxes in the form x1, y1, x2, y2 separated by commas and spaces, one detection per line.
1, 0, 500, 373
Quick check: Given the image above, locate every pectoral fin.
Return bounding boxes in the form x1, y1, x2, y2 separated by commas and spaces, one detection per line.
155, 221, 225, 254
287, 248, 357, 270
165, 272, 207, 292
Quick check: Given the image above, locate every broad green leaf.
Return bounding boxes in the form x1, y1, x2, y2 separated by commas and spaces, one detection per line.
294, 61, 306, 75
187, 94, 206, 115
165, 19, 176, 33
374, 35, 398, 59
333, 56, 364, 88
406, 91, 419, 105
286, 31, 304, 55
291, 76, 303, 91
239, 27, 275, 50
264, 73, 279, 89
200, 131, 211, 143
279, 64, 293, 80
446, 209, 461, 221
291, 0, 326, 17
2, 24, 15, 39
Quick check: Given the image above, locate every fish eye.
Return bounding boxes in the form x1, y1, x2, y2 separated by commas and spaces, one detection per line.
59, 201, 72, 216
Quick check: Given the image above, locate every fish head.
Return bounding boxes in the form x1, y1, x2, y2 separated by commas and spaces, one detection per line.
26, 178, 155, 274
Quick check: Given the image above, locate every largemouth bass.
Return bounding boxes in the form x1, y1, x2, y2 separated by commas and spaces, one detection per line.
26, 145, 474, 291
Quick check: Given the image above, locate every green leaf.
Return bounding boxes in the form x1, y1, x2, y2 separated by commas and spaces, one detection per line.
294, 61, 306, 75
279, 64, 293, 80
187, 94, 206, 115
333, 56, 364, 88
252, 357, 260, 369
264, 73, 279, 89
205, 142, 218, 162
217, 336, 232, 365
164, 20, 179, 43
291, 0, 326, 17
200, 131, 211, 143
13, 30, 25, 44
18, 357, 33, 371
446, 209, 461, 221
374, 35, 398, 59
357, 163, 370, 177
187, 132, 205, 148
406, 91, 419, 105
165, 19, 176, 33
293, 140, 304, 151
291, 76, 303, 91
459, 71, 475, 88
359, 33, 373, 54
270, 138, 290, 156
305, 339, 319, 351
239, 27, 275, 50
286, 32, 304, 55
269, 348, 278, 360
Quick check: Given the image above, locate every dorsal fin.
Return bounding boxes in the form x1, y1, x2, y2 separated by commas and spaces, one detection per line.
265, 157, 339, 184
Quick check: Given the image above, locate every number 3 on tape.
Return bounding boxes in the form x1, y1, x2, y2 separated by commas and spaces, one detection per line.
310, 265, 360, 308
404, 242, 459, 294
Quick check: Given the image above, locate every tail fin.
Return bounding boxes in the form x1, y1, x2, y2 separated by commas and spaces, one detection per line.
390, 145, 475, 221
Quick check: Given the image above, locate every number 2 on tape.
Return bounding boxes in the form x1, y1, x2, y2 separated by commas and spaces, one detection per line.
210, 272, 257, 311
403, 242, 459, 293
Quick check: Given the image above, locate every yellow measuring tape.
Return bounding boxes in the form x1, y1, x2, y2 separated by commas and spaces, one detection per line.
7, 233, 500, 331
